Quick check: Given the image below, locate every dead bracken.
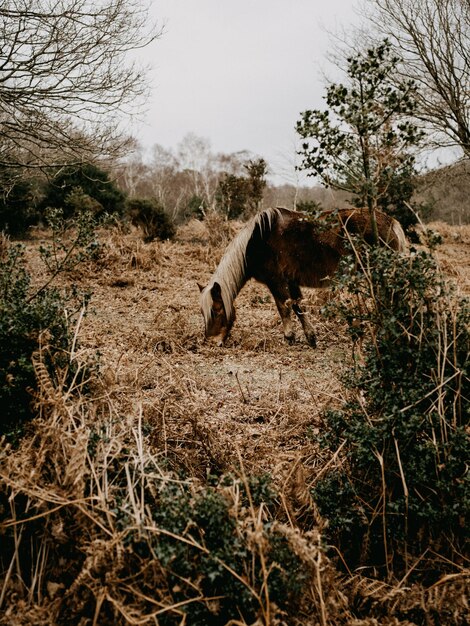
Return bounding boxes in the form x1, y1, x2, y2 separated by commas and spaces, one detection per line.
0, 218, 469, 625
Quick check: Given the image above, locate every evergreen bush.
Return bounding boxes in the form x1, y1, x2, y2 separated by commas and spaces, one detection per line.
0, 167, 40, 237
313, 245, 469, 579
0, 244, 84, 441
186, 194, 207, 220
39, 206, 102, 281
41, 163, 126, 219
295, 199, 323, 214
82, 461, 309, 625
0, 209, 95, 442
126, 197, 176, 241
146, 482, 304, 624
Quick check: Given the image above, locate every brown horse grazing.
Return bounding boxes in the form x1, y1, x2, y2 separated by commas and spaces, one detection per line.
199, 207, 407, 347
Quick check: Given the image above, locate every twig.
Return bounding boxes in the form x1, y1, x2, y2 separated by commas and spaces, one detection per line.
235, 371, 248, 404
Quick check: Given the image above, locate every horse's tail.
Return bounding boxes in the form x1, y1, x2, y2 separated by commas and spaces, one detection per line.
390, 218, 408, 252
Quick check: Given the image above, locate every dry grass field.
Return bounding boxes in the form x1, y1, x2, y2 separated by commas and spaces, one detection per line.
71, 217, 470, 480
1, 216, 469, 625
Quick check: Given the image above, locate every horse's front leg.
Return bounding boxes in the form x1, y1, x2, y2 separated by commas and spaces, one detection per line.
289, 282, 317, 348
267, 282, 296, 344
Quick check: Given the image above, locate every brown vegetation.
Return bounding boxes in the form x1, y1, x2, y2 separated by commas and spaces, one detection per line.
1, 218, 469, 625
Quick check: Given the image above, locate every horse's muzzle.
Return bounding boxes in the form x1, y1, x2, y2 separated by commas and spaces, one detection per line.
206, 333, 226, 347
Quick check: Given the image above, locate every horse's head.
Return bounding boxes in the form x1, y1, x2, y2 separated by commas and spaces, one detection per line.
198, 281, 233, 346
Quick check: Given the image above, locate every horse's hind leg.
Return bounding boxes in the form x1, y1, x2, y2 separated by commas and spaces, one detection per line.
267, 282, 296, 344
289, 282, 317, 348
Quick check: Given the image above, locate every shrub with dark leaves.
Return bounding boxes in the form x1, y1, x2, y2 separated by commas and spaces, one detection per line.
314, 246, 469, 579
126, 197, 176, 242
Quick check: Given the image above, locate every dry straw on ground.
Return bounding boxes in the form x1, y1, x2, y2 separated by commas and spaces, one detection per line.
1, 219, 469, 624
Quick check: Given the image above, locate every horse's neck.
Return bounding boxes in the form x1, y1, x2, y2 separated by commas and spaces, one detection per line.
212, 208, 279, 315
212, 264, 246, 321
212, 231, 251, 319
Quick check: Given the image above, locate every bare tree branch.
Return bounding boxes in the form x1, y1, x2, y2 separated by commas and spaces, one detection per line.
0, 0, 162, 167
364, 0, 470, 157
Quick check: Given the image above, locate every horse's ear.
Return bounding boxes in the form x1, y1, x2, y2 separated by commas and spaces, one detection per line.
210, 281, 222, 301
197, 282, 205, 293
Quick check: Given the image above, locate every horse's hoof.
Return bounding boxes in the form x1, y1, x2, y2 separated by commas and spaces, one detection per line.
284, 333, 296, 345
306, 334, 317, 348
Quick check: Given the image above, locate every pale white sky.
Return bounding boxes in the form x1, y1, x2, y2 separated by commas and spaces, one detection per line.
135, 1, 361, 182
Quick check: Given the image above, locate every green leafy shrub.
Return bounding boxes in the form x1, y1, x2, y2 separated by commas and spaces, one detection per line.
126, 197, 176, 241
186, 194, 207, 220
39, 207, 101, 282
375, 162, 419, 235
297, 40, 423, 232
295, 199, 323, 214
111, 473, 308, 625
215, 158, 267, 219
0, 246, 76, 440
2, 396, 321, 626
41, 163, 126, 219
314, 246, 469, 579
216, 173, 248, 219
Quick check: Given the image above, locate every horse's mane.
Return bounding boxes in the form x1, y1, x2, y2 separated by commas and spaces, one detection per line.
391, 217, 408, 252
201, 207, 281, 326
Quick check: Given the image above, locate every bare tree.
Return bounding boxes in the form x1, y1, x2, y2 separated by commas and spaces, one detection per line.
365, 0, 470, 157
149, 144, 180, 205
176, 134, 249, 210
117, 142, 152, 197
177, 133, 217, 203
0, 0, 160, 168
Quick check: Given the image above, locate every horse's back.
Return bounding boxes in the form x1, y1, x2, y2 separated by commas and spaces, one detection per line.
248, 207, 406, 288
333, 208, 406, 251
276, 206, 406, 251
249, 208, 342, 287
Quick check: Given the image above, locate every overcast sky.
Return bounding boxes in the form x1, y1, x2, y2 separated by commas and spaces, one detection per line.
135, 1, 361, 183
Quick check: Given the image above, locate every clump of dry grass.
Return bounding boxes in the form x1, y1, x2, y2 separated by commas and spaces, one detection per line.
2, 334, 468, 625
425, 220, 470, 245
0, 348, 348, 625
201, 211, 237, 248
98, 225, 162, 272
175, 213, 236, 250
